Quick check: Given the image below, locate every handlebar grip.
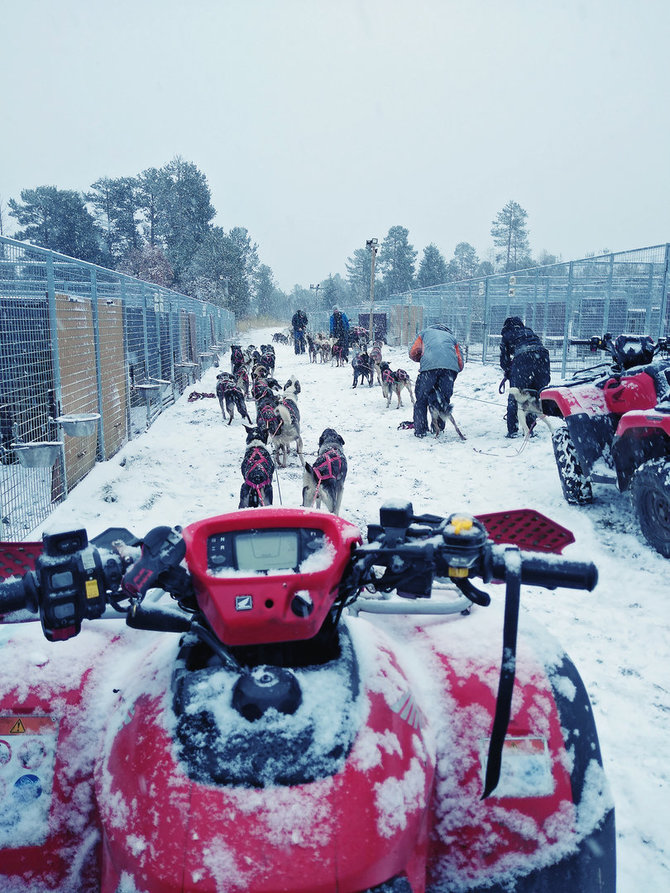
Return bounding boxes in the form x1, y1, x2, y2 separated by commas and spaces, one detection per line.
518, 554, 598, 591
570, 339, 592, 346
0, 577, 34, 614
490, 548, 598, 591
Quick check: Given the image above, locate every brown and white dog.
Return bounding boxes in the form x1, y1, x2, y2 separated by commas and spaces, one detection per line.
239, 425, 275, 508
379, 362, 415, 409
270, 377, 304, 467
508, 387, 553, 438
302, 428, 348, 515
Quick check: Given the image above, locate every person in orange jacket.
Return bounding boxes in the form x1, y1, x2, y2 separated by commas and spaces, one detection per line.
409, 324, 464, 438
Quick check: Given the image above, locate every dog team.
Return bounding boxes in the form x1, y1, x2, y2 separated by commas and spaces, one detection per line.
221, 342, 348, 514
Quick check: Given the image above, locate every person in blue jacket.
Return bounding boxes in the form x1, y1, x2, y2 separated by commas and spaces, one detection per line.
409, 324, 464, 438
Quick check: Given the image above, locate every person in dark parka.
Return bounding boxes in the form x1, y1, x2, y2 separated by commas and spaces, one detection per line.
291, 309, 308, 354
499, 316, 551, 437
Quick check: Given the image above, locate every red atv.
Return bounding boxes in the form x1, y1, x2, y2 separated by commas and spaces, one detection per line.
0, 503, 613, 892
541, 333, 670, 557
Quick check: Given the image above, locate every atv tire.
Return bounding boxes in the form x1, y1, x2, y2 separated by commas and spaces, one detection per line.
552, 427, 593, 505
630, 458, 670, 558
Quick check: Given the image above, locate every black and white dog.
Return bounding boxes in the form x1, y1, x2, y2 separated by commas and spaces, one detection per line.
302, 428, 348, 515
380, 362, 415, 408
239, 425, 275, 508
352, 350, 374, 388
427, 390, 466, 441
216, 372, 252, 425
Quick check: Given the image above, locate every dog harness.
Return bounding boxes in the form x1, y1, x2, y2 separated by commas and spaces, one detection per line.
188, 391, 215, 401
242, 447, 274, 506
310, 448, 345, 505
257, 401, 281, 435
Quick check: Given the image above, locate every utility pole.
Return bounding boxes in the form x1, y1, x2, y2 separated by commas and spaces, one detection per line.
366, 238, 378, 342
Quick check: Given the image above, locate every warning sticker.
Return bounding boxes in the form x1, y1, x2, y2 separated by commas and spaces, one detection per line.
479, 735, 554, 798
0, 715, 58, 847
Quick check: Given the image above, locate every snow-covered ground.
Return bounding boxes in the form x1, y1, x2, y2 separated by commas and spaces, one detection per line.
13, 328, 670, 889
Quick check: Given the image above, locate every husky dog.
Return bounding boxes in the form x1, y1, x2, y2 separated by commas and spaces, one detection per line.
352, 350, 374, 388
302, 428, 348, 515
270, 378, 303, 467
508, 387, 553, 438
230, 344, 246, 375
427, 390, 466, 441
239, 425, 275, 508
260, 344, 276, 373
369, 342, 384, 385
216, 372, 252, 425
331, 339, 347, 367
380, 362, 415, 409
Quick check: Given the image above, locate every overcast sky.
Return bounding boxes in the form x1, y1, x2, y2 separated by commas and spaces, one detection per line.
2, 0, 669, 292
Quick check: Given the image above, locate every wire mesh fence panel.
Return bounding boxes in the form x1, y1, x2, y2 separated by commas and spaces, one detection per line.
0, 235, 235, 537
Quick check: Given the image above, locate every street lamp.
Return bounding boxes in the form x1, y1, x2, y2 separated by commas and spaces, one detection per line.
366, 239, 378, 343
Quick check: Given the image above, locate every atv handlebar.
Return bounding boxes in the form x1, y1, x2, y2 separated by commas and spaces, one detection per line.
0, 502, 597, 644
354, 505, 597, 605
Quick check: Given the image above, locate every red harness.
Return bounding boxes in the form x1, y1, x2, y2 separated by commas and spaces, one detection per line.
242, 447, 273, 505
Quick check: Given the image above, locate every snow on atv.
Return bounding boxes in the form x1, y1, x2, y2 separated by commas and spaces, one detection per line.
0, 503, 614, 892
541, 333, 670, 557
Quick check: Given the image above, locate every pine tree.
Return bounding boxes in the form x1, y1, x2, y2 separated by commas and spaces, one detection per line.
87, 176, 140, 266
378, 226, 416, 297
490, 201, 531, 272
345, 248, 375, 302
448, 242, 480, 280
417, 243, 448, 287
9, 186, 103, 263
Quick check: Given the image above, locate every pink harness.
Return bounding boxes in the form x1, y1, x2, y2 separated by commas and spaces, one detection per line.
311, 448, 344, 505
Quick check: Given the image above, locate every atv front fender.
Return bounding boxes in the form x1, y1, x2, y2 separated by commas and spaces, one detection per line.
612, 408, 670, 490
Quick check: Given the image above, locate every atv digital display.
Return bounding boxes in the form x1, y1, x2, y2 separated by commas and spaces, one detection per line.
207, 527, 327, 573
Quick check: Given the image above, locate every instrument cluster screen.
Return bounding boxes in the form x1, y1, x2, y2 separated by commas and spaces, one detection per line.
207, 527, 328, 574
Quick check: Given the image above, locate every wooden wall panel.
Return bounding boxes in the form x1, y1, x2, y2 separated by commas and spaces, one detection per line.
55, 294, 98, 488
98, 300, 127, 457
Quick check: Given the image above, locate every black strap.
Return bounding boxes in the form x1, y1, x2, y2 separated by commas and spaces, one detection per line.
481, 550, 521, 798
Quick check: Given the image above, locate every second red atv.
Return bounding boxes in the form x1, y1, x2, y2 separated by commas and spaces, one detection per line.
540, 333, 670, 557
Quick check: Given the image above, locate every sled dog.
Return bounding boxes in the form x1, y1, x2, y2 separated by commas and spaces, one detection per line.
302, 428, 348, 515
508, 387, 553, 438
239, 425, 275, 508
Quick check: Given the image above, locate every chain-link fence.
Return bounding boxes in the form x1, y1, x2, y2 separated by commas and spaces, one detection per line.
308, 244, 670, 375
0, 236, 235, 537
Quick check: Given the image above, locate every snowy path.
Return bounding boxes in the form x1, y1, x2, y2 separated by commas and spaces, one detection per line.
35, 328, 670, 890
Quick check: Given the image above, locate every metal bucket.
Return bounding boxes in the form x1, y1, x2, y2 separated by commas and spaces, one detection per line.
56, 413, 100, 437
15, 442, 63, 468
